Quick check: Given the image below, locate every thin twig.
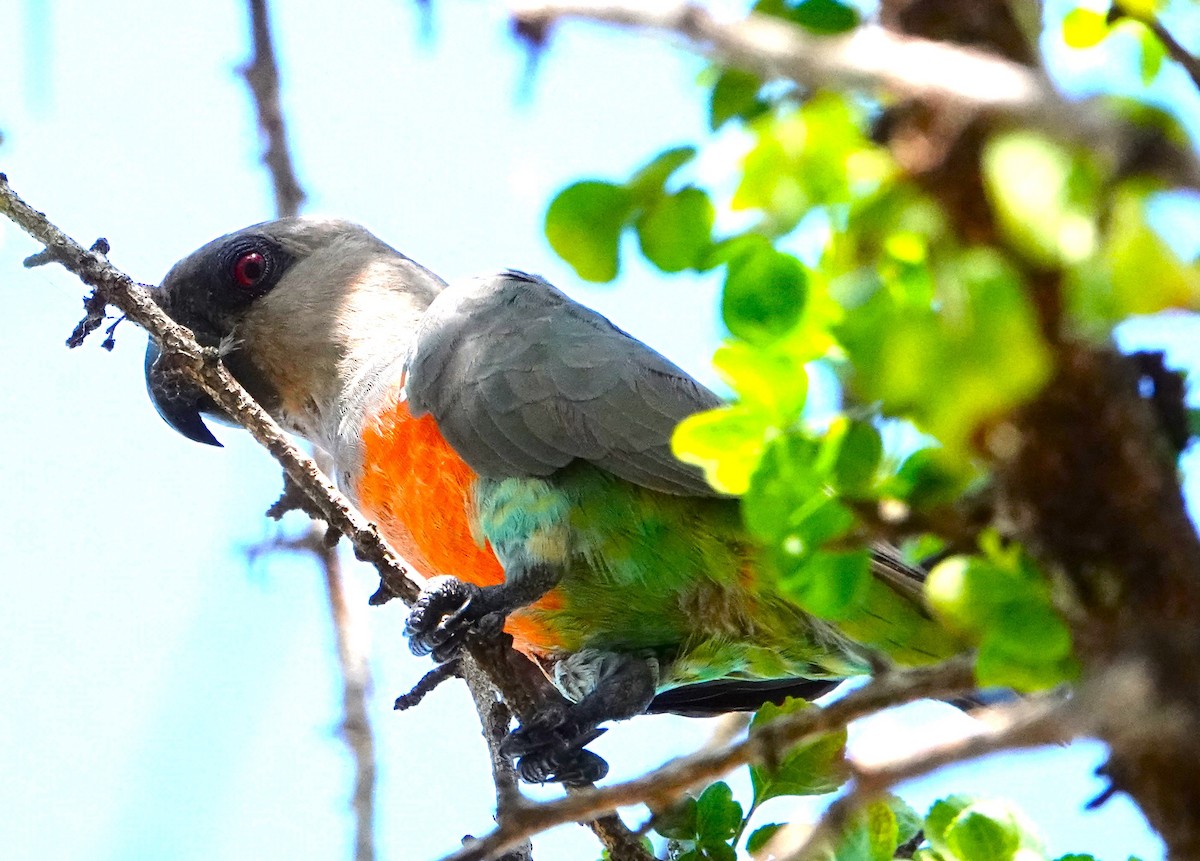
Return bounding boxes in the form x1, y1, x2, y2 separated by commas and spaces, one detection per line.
1112, 4, 1200, 92
462, 663, 535, 861
771, 697, 1081, 861
394, 660, 462, 711
439, 658, 978, 861
241, 0, 306, 218
318, 524, 378, 861
509, 1, 1200, 189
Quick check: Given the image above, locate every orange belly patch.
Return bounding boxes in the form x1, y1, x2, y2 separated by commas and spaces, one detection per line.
355, 394, 560, 655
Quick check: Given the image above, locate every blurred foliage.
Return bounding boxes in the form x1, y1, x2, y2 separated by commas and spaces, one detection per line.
557, 0, 1200, 857
631, 698, 1117, 861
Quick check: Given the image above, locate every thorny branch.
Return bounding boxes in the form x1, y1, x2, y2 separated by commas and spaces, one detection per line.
238, 2, 376, 857
509, 0, 1200, 189
439, 657, 978, 861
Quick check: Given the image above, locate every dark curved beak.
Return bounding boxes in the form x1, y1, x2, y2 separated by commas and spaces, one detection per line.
145, 339, 223, 447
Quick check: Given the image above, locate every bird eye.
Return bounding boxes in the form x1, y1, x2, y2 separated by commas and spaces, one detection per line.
232, 251, 267, 288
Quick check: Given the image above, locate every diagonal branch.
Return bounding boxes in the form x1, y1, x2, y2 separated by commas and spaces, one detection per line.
439, 657, 978, 861
510, 0, 1200, 189
0, 174, 651, 861
1112, 3, 1200, 92
771, 696, 1081, 861
241, 0, 306, 219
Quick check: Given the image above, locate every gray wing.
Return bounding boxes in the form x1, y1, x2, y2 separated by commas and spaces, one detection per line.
404, 271, 723, 496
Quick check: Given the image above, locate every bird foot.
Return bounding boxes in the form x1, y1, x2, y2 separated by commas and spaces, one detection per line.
500, 704, 610, 785
405, 576, 503, 662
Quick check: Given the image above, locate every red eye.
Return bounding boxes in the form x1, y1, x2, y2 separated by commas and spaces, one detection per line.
232, 251, 267, 288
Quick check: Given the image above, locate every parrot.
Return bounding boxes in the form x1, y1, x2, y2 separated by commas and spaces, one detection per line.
145, 217, 964, 784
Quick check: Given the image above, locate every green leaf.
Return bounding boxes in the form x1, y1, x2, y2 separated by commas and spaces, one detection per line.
889, 796, 922, 847
710, 67, 767, 130
976, 635, 1079, 692
924, 556, 1033, 636
1061, 9, 1109, 49
636, 186, 715, 273
713, 340, 809, 422
833, 801, 900, 861
1103, 186, 1200, 317
1117, 0, 1164, 15
743, 433, 823, 542
654, 797, 699, 840
628, 146, 697, 200
946, 809, 1020, 861
779, 549, 872, 620
695, 782, 743, 846
672, 405, 773, 494
545, 181, 634, 282
925, 796, 974, 858
1138, 24, 1167, 84
886, 448, 974, 509
722, 245, 808, 345
750, 698, 849, 804
790, 0, 860, 34
837, 248, 1052, 455
982, 131, 1099, 267
941, 800, 1040, 861
746, 823, 785, 856
702, 845, 738, 861
830, 419, 883, 497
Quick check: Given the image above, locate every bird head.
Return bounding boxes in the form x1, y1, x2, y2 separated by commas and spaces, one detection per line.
146, 217, 445, 448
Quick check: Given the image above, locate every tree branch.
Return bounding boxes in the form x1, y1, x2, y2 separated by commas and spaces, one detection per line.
0, 174, 654, 861
510, 0, 1200, 189
440, 657, 977, 861
1112, 4, 1200, 93
241, 0, 306, 219
771, 697, 1081, 861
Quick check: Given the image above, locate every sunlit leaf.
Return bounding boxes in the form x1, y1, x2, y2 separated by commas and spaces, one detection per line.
713, 339, 809, 422
1061, 8, 1109, 48
1138, 24, 1167, 84
545, 181, 633, 282
750, 698, 849, 804
627, 146, 697, 199
983, 131, 1098, 267
673, 405, 772, 494
636, 186, 715, 272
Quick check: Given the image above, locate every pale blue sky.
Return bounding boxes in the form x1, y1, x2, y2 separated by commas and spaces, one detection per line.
0, 1, 1191, 859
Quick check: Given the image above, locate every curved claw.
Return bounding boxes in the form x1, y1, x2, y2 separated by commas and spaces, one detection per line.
405, 577, 485, 661
515, 749, 609, 785
500, 705, 610, 785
